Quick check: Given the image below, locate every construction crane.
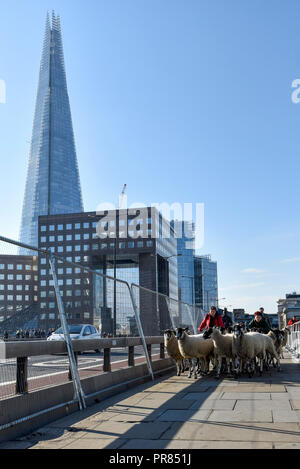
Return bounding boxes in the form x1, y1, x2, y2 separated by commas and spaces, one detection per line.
118, 184, 127, 209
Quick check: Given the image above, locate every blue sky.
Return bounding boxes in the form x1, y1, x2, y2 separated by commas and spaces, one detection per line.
0, 0, 300, 314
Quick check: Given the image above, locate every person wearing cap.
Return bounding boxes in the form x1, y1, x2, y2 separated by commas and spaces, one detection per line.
259, 307, 272, 328
247, 311, 271, 334
198, 306, 225, 332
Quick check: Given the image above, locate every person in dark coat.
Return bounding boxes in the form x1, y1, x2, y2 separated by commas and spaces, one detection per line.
199, 306, 225, 332
247, 311, 271, 334
222, 308, 233, 331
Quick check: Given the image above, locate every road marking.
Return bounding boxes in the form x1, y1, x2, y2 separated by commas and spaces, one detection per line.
0, 354, 159, 387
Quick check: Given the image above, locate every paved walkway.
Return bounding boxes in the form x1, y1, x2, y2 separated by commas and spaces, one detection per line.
1, 353, 300, 449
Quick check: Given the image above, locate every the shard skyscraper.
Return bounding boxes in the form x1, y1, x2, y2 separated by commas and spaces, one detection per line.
19, 12, 83, 252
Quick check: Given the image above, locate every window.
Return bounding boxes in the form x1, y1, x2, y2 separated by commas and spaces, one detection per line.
0, 295, 4, 301
75, 245, 81, 252
128, 241, 134, 248
7, 295, 13, 301
66, 279, 72, 285
137, 241, 144, 248
75, 234, 81, 241
49, 303, 55, 309
49, 313, 55, 319
40, 292, 46, 298
84, 313, 90, 319
146, 241, 153, 247
58, 224, 64, 231
75, 279, 81, 285
66, 224, 72, 230
17, 275, 23, 280
16, 285, 22, 291
58, 235, 64, 242
49, 236, 55, 242
49, 225, 55, 231
66, 290, 72, 297
75, 223, 81, 229
0, 274, 4, 280
7, 285, 13, 291
40, 281, 46, 287
75, 290, 81, 296
8, 264, 14, 270
25, 265, 31, 271
66, 246, 72, 252
41, 258, 47, 264
40, 270, 46, 276
84, 233, 89, 240
75, 256, 81, 263
58, 268, 64, 275
41, 226, 47, 232
66, 268, 72, 275
25, 275, 31, 280
66, 235, 72, 241
84, 245, 89, 251
0, 264, 4, 270
0, 285, 3, 290
16, 295, 22, 301
7, 275, 14, 280
92, 222, 98, 228
83, 222, 90, 229
119, 242, 125, 249
17, 264, 23, 270
57, 246, 64, 253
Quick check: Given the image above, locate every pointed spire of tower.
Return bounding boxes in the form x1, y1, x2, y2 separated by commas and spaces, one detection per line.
19, 13, 83, 252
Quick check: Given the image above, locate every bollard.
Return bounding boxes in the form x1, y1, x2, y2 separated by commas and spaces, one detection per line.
16, 357, 28, 394
160, 343, 165, 359
128, 346, 135, 367
103, 348, 111, 372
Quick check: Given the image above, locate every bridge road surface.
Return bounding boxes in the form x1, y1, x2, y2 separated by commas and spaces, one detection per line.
1, 352, 300, 449
0, 345, 161, 398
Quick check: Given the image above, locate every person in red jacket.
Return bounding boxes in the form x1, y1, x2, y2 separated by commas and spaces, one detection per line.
198, 306, 225, 332
288, 316, 298, 326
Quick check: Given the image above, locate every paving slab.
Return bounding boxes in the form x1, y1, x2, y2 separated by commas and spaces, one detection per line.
234, 400, 292, 411
221, 392, 271, 400
157, 409, 211, 422
274, 443, 300, 449
61, 438, 126, 449
78, 421, 172, 440
208, 410, 273, 422
182, 391, 223, 401
290, 400, 300, 410
161, 422, 300, 442
272, 410, 300, 423
189, 399, 236, 410
120, 439, 273, 449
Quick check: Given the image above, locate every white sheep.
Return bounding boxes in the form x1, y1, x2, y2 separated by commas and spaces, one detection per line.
265, 330, 281, 371
203, 327, 234, 379
232, 325, 266, 377
163, 329, 185, 376
176, 327, 214, 379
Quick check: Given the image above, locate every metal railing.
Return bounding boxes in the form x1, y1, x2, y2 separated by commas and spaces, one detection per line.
286, 321, 300, 362
0, 234, 204, 413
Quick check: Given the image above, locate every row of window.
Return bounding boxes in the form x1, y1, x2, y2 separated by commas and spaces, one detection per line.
40, 219, 153, 232
40, 240, 154, 255
0, 264, 36, 271
40, 301, 89, 310
40, 232, 153, 243
0, 295, 36, 302
0, 285, 36, 291
0, 274, 36, 281
40, 289, 90, 298
40, 312, 91, 320
40, 278, 88, 287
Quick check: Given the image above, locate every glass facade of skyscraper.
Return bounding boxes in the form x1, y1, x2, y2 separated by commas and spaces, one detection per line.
19, 13, 83, 252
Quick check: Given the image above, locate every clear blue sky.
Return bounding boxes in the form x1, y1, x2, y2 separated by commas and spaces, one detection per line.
0, 0, 300, 314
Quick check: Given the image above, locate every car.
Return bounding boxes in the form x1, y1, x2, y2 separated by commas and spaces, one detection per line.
47, 324, 101, 353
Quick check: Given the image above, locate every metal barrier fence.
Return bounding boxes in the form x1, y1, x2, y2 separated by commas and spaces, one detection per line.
286, 321, 300, 362
0, 235, 204, 412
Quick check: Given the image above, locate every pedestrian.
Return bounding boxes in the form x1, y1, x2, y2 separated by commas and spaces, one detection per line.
16, 329, 20, 339
259, 307, 272, 328
25, 329, 30, 339
247, 311, 271, 334
3, 330, 8, 341
198, 306, 225, 332
222, 308, 233, 331
288, 316, 298, 326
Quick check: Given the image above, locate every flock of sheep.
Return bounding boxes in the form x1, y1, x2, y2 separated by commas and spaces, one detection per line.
164, 324, 290, 380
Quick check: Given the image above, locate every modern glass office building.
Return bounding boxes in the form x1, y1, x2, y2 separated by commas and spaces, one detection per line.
19, 12, 83, 253
194, 255, 218, 314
